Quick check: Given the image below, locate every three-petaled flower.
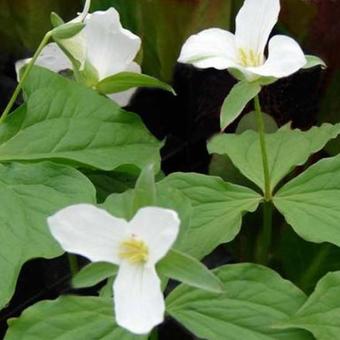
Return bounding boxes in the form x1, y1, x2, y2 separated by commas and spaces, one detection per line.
16, 0, 142, 106
178, 0, 307, 82
47, 204, 180, 335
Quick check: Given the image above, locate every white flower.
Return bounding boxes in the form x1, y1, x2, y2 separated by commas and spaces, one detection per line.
47, 204, 180, 335
15, 4, 142, 106
178, 0, 307, 82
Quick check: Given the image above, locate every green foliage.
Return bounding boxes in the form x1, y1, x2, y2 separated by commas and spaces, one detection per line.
166, 264, 312, 340
96, 72, 175, 95
158, 249, 223, 293
5, 296, 146, 340
279, 271, 340, 340
0, 67, 162, 172
208, 123, 340, 194
72, 262, 117, 289
274, 154, 340, 247
158, 173, 262, 259
0, 162, 96, 309
220, 81, 262, 131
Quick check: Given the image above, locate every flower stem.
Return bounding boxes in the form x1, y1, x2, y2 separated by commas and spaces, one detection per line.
254, 95, 271, 201
254, 95, 273, 265
254, 201, 273, 264
0, 31, 52, 124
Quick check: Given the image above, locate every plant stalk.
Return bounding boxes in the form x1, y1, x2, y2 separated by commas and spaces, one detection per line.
254, 202, 273, 264
254, 95, 271, 201
0, 31, 52, 124
254, 95, 273, 265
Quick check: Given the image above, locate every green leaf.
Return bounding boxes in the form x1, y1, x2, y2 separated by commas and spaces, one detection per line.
278, 271, 340, 340
208, 123, 340, 193
303, 55, 327, 70
132, 164, 157, 213
220, 81, 261, 131
72, 262, 117, 289
84, 170, 137, 203
274, 154, 340, 247
96, 72, 175, 95
166, 264, 311, 340
0, 67, 162, 172
0, 162, 96, 309
158, 173, 261, 259
5, 296, 146, 339
158, 249, 223, 293
52, 22, 85, 40
236, 110, 278, 134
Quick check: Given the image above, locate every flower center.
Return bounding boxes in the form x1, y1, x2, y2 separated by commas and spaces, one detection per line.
119, 237, 149, 264
238, 48, 262, 67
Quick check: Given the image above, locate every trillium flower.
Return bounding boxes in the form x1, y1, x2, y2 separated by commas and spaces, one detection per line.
47, 204, 180, 335
15, 3, 142, 106
178, 0, 307, 82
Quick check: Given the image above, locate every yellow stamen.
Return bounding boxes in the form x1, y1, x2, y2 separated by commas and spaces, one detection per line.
238, 48, 262, 67
119, 238, 149, 264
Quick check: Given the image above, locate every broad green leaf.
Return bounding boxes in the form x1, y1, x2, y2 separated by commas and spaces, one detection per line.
96, 72, 175, 95
303, 55, 326, 70
158, 173, 261, 259
220, 81, 261, 131
0, 67, 161, 171
72, 262, 117, 289
208, 123, 340, 193
158, 249, 223, 293
5, 296, 146, 340
84, 170, 137, 203
278, 271, 340, 340
236, 111, 278, 134
0, 162, 96, 309
167, 264, 311, 340
274, 154, 340, 247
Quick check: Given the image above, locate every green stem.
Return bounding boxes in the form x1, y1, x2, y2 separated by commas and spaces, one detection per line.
298, 244, 331, 291
254, 202, 273, 265
254, 95, 271, 201
0, 31, 52, 124
68, 254, 79, 276
254, 95, 273, 265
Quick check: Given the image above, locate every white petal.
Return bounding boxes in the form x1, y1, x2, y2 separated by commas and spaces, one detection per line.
15, 43, 72, 81
129, 207, 180, 264
108, 62, 141, 107
246, 35, 307, 78
178, 28, 238, 70
48, 204, 128, 264
235, 0, 280, 56
114, 262, 164, 334
84, 8, 141, 80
